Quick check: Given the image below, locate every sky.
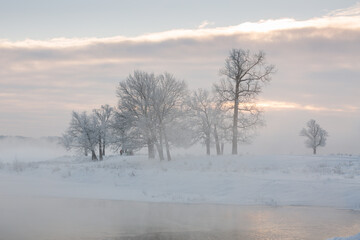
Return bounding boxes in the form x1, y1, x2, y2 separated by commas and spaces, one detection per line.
0, 0, 359, 155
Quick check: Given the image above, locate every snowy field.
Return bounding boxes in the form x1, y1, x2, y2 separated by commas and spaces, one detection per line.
1, 141, 360, 239
1, 153, 360, 209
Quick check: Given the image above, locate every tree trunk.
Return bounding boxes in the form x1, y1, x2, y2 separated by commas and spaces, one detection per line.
221, 142, 224, 155
148, 139, 155, 159
205, 132, 211, 156
214, 124, 221, 155
156, 128, 165, 161
156, 142, 165, 161
313, 147, 317, 155
99, 137, 103, 161
232, 83, 240, 155
91, 150, 98, 161
232, 105, 238, 154
163, 127, 171, 161
84, 148, 88, 156
102, 139, 105, 156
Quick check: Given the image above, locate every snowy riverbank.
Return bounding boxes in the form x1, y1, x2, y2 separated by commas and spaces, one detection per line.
1, 154, 360, 209
1, 153, 360, 239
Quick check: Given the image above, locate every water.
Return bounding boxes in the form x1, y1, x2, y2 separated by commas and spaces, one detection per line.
0, 196, 359, 240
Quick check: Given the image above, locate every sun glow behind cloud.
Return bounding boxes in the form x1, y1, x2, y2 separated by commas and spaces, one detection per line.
258, 101, 358, 113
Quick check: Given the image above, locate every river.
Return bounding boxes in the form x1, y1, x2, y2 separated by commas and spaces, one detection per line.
0, 196, 359, 240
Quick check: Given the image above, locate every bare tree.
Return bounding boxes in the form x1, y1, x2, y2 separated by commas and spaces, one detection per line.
116, 70, 157, 159
116, 70, 189, 160
188, 88, 233, 156
152, 72, 188, 160
212, 104, 231, 155
93, 104, 114, 160
300, 119, 328, 155
215, 49, 275, 154
111, 109, 144, 154
188, 89, 217, 155
62, 111, 99, 161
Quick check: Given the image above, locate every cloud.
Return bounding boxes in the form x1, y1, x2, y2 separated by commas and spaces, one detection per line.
327, 2, 360, 16
198, 20, 215, 29
1, 3, 360, 145
1, 7, 360, 49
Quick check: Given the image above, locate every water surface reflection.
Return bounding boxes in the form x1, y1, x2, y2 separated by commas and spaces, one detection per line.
0, 196, 359, 240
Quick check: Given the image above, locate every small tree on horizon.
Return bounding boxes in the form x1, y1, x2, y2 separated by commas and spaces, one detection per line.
300, 119, 328, 155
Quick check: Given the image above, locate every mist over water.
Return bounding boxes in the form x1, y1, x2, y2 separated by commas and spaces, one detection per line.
1, 196, 360, 240
0, 136, 67, 163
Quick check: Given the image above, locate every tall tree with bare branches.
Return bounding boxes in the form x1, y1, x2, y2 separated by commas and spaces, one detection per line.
215, 49, 275, 154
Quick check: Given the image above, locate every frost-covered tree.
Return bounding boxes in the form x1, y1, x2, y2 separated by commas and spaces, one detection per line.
116, 70, 189, 160
212, 104, 231, 155
116, 70, 158, 159
164, 113, 196, 151
62, 111, 100, 161
215, 49, 275, 154
151, 72, 188, 160
300, 119, 328, 155
111, 109, 144, 154
93, 104, 114, 160
188, 88, 232, 155
188, 89, 217, 155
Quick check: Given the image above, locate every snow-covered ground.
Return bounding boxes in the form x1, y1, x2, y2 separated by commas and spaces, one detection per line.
1, 153, 360, 208
1, 151, 360, 239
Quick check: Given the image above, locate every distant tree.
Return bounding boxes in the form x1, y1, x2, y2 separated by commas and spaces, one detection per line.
116, 70, 189, 160
93, 104, 114, 160
164, 113, 196, 151
62, 111, 99, 161
116, 71, 158, 159
188, 88, 233, 155
212, 103, 231, 155
151, 72, 188, 160
111, 109, 144, 155
188, 89, 218, 155
215, 49, 275, 154
300, 119, 328, 155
